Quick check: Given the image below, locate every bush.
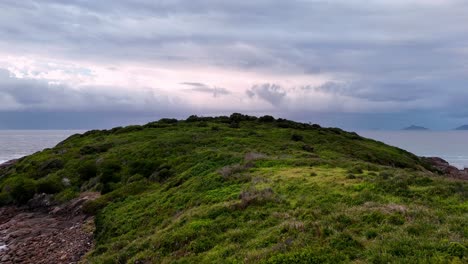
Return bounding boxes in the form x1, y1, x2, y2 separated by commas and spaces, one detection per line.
36, 158, 64, 178
186, 115, 201, 122
98, 159, 122, 184
446, 242, 467, 258
158, 118, 178, 124
149, 164, 174, 183
8, 178, 37, 204
264, 249, 345, 264
78, 160, 98, 181
362, 212, 386, 225
128, 159, 161, 178
229, 113, 257, 123
218, 164, 245, 179
0, 192, 12, 205
348, 165, 364, 174
387, 214, 405, 225
235, 187, 278, 210
365, 230, 378, 239
36, 175, 64, 194
258, 115, 275, 122
127, 174, 145, 183
80, 143, 113, 155
82, 197, 109, 215
229, 122, 240, 129
54, 188, 78, 203
302, 144, 314, 152
330, 233, 363, 252
112, 125, 143, 134
291, 134, 303, 141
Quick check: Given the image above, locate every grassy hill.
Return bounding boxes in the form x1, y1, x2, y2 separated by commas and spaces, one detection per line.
0, 114, 467, 263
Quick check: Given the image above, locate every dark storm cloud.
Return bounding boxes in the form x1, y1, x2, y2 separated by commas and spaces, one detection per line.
1, 1, 468, 128
181, 82, 231, 97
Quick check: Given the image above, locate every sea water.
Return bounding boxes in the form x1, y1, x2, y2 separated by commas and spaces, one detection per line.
0, 130, 84, 164
358, 130, 468, 169
0, 130, 467, 169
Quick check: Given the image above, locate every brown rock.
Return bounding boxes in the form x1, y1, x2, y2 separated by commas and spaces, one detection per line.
424, 157, 468, 180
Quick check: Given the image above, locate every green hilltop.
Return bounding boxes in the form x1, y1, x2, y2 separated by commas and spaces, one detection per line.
0, 114, 467, 263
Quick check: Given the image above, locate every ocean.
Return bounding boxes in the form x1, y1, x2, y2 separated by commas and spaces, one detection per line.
0, 130, 84, 164
0, 130, 467, 169
358, 130, 468, 169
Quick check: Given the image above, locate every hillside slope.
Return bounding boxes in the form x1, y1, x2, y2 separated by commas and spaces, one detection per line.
0, 114, 467, 263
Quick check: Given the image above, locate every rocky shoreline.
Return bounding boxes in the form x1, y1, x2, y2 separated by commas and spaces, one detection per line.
0, 192, 98, 264
424, 157, 468, 180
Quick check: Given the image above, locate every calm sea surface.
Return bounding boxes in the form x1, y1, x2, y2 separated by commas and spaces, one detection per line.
0, 130, 84, 164
358, 131, 468, 169
0, 130, 467, 169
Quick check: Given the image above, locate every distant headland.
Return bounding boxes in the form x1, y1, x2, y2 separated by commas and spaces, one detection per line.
455, 125, 468, 130
402, 125, 429, 131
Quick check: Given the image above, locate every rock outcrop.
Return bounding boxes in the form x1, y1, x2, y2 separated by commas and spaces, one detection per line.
0, 192, 99, 264
424, 157, 468, 180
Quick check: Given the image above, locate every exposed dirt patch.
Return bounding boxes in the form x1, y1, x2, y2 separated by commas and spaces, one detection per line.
0, 192, 99, 264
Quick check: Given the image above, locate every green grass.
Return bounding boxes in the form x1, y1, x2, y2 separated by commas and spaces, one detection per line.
0, 114, 466, 263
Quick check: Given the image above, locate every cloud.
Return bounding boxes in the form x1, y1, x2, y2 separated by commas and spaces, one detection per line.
0, 68, 182, 112
0, 1, 468, 128
181, 82, 231, 97
246, 84, 286, 106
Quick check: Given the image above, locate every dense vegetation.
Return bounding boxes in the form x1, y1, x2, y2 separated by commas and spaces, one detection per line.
0, 114, 466, 263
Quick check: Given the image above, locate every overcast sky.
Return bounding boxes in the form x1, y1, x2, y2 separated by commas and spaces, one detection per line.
1, 0, 468, 129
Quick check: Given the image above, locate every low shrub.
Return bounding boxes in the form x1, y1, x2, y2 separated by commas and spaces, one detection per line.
98, 159, 122, 184
264, 249, 345, 264
229, 122, 240, 128
348, 165, 364, 174
0, 191, 12, 205
258, 115, 275, 122
302, 144, 314, 152
291, 134, 303, 142
36, 158, 64, 178
113, 125, 143, 134
235, 187, 278, 210
158, 118, 178, 124
80, 143, 113, 155
365, 230, 379, 239
149, 164, 174, 183
7, 177, 37, 204
362, 211, 386, 225
54, 188, 78, 203
36, 174, 64, 194
78, 160, 98, 181
128, 159, 161, 178
83, 197, 109, 215
446, 242, 467, 258
330, 233, 363, 258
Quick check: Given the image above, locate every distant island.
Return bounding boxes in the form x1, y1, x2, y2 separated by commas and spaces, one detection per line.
403, 125, 429, 131
455, 125, 468, 130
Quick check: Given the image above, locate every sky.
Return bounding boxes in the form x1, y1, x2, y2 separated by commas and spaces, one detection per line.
1, 0, 468, 130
